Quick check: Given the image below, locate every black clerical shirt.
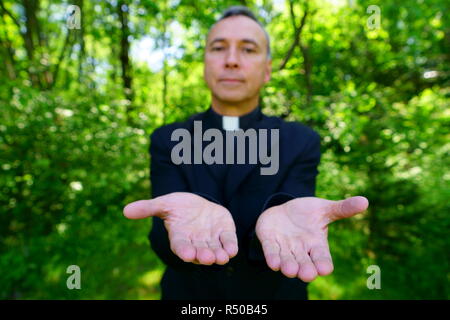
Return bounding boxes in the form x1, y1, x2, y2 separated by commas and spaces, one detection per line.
149, 104, 320, 299
202, 105, 263, 204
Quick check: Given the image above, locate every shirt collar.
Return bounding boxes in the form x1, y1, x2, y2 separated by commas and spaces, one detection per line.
206, 105, 262, 131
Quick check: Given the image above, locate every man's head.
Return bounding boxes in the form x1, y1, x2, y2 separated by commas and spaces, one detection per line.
203, 6, 272, 108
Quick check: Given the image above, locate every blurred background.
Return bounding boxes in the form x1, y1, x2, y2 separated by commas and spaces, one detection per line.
0, 0, 448, 299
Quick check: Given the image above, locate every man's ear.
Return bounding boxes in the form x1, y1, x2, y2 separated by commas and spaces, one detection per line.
264, 58, 272, 84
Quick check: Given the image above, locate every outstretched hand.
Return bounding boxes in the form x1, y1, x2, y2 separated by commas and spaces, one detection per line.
123, 192, 238, 266
255, 196, 369, 282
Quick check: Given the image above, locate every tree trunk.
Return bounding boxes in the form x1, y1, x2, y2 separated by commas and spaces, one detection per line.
21, 0, 41, 87
300, 43, 312, 108
0, 19, 17, 80
161, 19, 168, 125
117, 0, 134, 122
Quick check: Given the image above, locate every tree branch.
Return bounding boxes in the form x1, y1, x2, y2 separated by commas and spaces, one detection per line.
50, 28, 72, 89
278, 0, 308, 71
0, 0, 21, 30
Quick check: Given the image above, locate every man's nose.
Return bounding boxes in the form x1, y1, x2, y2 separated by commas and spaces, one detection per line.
224, 47, 240, 69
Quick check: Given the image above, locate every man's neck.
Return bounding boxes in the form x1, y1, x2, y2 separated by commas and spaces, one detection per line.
211, 95, 259, 116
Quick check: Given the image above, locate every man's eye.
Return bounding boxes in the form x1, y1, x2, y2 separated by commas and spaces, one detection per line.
243, 48, 256, 53
212, 47, 224, 51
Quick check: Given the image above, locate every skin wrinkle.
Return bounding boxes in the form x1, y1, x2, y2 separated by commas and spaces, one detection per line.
206, 16, 271, 59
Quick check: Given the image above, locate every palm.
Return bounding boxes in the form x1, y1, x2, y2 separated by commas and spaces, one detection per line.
124, 192, 238, 265
256, 196, 368, 282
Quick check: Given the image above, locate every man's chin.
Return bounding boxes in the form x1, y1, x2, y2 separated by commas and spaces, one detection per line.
214, 93, 248, 103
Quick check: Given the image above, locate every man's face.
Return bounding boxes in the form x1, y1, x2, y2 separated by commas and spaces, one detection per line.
203, 15, 272, 104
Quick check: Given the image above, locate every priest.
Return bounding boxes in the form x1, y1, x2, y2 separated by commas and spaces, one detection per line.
123, 6, 369, 300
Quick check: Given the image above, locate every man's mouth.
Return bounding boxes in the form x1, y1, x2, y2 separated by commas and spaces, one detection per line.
219, 78, 244, 84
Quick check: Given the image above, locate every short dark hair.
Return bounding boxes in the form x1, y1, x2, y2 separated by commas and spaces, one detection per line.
210, 6, 271, 59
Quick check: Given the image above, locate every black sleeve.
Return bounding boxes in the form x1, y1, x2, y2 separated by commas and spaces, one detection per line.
246, 129, 321, 268
148, 127, 221, 272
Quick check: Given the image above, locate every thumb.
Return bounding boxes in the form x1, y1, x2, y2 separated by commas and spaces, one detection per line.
123, 198, 165, 220
327, 196, 369, 223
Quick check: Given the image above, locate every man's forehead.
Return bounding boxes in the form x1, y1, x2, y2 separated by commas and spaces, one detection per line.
207, 16, 266, 45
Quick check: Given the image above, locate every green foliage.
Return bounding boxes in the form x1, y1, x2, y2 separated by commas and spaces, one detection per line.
0, 0, 448, 299
0, 85, 163, 299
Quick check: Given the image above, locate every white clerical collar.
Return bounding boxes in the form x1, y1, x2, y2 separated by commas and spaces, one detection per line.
222, 116, 239, 131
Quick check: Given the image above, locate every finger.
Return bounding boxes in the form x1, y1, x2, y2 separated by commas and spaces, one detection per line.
261, 239, 281, 271
170, 235, 196, 263
279, 242, 299, 278
192, 239, 215, 265
309, 244, 334, 276
327, 196, 369, 223
123, 198, 166, 219
207, 239, 229, 265
293, 245, 318, 282
219, 231, 238, 258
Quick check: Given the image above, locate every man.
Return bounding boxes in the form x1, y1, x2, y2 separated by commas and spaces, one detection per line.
123, 6, 369, 299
